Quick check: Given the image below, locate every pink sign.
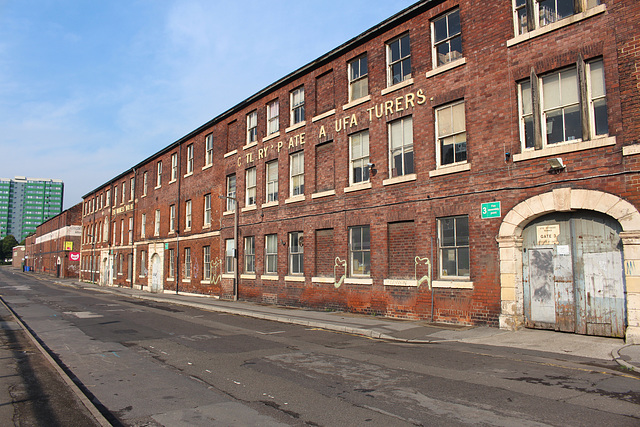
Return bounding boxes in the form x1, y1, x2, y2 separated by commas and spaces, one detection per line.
69, 252, 80, 261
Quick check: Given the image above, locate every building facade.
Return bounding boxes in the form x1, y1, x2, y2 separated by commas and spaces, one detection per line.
81, 0, 640, 342
25, 203, 82, 278
12, 245, 25, 269
0, 176, 64, 241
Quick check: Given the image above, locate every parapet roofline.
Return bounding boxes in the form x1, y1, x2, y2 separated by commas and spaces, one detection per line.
82, 0, 442, 199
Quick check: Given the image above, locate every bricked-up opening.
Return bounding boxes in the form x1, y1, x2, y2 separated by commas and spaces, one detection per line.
315, 70, 334, 115
315, 141, 335, 193
387, 221, 415, 279
226, 119, 240, 153
315, 228, 334, 277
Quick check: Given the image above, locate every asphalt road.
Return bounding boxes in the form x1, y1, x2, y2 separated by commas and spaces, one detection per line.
0, 269, 639, 426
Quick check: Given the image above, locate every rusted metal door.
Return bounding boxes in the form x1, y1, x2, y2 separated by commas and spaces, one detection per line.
522, 211, 625, 337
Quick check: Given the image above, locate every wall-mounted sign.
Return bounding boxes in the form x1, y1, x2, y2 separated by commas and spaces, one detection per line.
69, 252, 80, 261
64, 241, 73, 251
481, 202, 501, 219
537, 224, 560, 245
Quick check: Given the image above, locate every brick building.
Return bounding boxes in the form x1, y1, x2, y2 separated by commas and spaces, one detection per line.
25, 203, 82, 278
11, 245, 25, 269
80, 0, 640, 342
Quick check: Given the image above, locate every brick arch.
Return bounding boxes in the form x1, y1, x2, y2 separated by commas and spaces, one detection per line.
497, 188, 640, 343
498, 188, 640, 238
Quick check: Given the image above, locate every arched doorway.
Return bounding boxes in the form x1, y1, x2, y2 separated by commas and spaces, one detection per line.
150, 254, 162, 293
522, 211, 624, 336
498, 188, 640, 343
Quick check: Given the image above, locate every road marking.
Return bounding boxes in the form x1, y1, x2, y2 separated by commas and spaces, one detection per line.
64, 311, 103, 318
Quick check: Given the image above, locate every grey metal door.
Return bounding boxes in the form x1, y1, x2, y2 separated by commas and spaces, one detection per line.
523, 211, 625, 337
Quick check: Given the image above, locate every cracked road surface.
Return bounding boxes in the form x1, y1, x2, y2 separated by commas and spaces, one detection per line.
0, 269, 639, 426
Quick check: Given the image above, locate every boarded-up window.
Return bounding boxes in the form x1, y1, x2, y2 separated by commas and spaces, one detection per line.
315, 229, 334, 277
315, 70, 335, 115
388, 221, 415, 279
315, 141, 334, 192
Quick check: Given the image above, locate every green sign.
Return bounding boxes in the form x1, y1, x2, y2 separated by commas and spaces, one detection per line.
165, 243, 169, 250
481, 201, 501, 219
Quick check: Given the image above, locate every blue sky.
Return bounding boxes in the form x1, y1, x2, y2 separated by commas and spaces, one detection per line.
0, 0, 416, 209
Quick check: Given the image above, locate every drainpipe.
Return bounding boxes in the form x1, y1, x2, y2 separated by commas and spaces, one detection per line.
176, 145, 182, 295
131, 167, 137, 289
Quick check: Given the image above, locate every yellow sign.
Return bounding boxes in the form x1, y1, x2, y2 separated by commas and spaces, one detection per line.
536, 225, 560, 245
64, 241, 73, 251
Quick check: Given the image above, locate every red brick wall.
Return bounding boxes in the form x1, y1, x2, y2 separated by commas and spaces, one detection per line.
387, 221, 415, 279
315, 70, 335, 114
315, 141, 335, 192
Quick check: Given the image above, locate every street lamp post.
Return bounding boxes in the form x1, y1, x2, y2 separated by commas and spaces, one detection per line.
219, 194, 238, 301
87, 234, 96, 283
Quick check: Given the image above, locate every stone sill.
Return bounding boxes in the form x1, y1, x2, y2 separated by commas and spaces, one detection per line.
429, 162, 471, 178
425, 57, 466, 78
513, 136, 616, 162
343, 95, 371, 111
381, 78, 414, 96
432, 280, 473, 289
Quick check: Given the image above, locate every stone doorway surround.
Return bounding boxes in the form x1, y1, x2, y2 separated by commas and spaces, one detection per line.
497, 188, 640, 343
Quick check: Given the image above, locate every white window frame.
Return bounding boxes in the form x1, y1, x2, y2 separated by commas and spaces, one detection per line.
288, 231, 303, 275
435, 101, 467, 167
185, 200, 192, 230
290, 86, 305, 125
438, 215, 470, 279
289, 151, 304, 197
586, 59, 608, 138
386, 33, 411, 87
349, 130, 370, 185
140, 250, 147, 277
267, 99, 279, 135
245, 167, 256, 206
105, 189, 110, 206
154, 209, 160, 236
265, 234, 278, 274
518, 59, 607, 151
388, 116, 414, 177
170, 204, 176, 232
121, 182, 126, 204
431, 8, 462, 68
143, 172, 148, 196
156, 161, 162, 187
349, 225, 370, 277
226, 175, 236, 212
168, 248, 175, 278
266, 160, 278, 203
244, 236, 255, 273
130, 177, 135, 201
203, 194, 211, 226
225, 239, 235, 274
141, 214, 146, 238
348, 54, 368, 101
186, 144, 194, 174
512, 0, 601, 36
128, 217, 133, 244
205, 134, 214, 166
184, 248, 191, 279
203, 246, 211, 280
246, 111, 257, 144
171, 153, 178, 181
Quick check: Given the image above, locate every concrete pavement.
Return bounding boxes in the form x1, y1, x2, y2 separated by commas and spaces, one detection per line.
48, 276, 640, 374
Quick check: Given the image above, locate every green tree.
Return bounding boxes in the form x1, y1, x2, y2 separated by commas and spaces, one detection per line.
1, 235, 18, 262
